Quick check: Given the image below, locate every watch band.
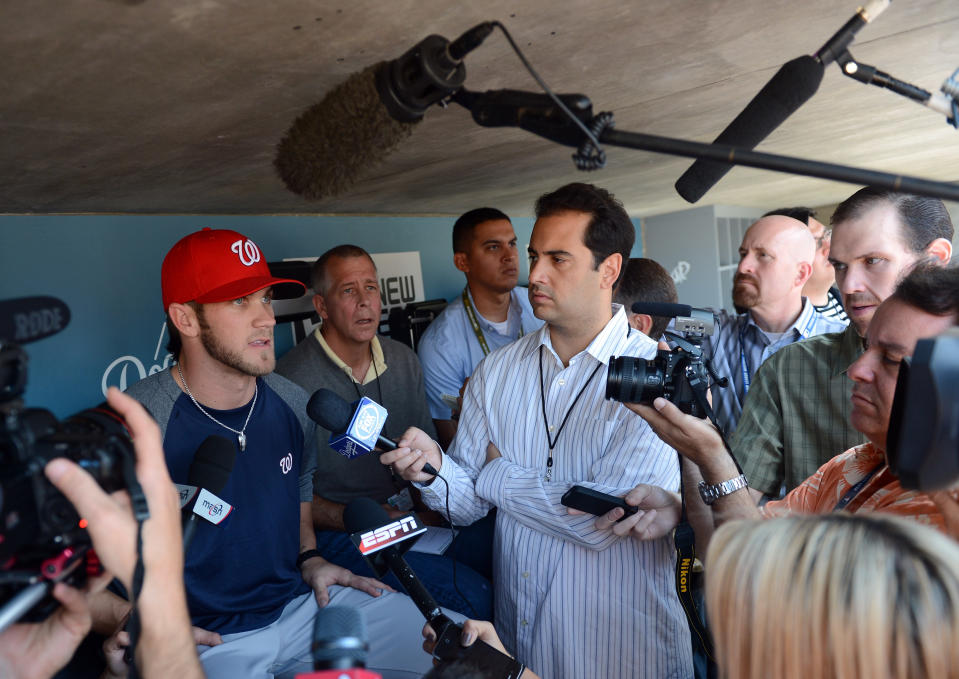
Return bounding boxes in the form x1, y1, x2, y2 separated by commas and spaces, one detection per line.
698, 474, 748, 505
296, 548, 323, 569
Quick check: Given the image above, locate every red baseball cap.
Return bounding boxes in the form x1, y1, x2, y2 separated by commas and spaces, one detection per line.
161, 228, 306, 309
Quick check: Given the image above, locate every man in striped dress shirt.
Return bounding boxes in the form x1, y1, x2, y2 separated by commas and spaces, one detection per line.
383, 183, 692, 679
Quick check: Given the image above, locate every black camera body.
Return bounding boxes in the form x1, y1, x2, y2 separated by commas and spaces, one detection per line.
887, 328, 959, 491
606, 307, 724, 418
607, 350, 710, 416
0, 340, 137, 621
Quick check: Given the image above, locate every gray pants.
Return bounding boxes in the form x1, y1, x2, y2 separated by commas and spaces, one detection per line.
198, 587, 462, 679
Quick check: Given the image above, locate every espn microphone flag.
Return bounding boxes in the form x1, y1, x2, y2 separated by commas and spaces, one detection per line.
351, 515, 427, 557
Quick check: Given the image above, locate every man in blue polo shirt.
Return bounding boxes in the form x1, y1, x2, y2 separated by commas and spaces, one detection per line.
125, 228, 446, 679
417, 208, 542, 450
702, 215, 847, 435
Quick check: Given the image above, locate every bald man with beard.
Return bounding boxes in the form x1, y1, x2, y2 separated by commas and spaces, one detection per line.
701, 215, 848, 434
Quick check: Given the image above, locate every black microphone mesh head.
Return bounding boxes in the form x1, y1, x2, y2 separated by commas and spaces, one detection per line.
187, 435, 237, 495
306, 388, 353, 433
630, 302, 692, 318
343, 497, 389, 534
312, 606, 369, 670
675, 54, 824, 203
274, 62, 419, 201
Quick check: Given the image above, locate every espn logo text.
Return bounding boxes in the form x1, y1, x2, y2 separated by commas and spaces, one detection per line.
358, 516, 424, 555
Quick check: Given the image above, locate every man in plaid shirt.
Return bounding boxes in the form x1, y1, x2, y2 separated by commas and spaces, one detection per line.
731, 188, 953, 502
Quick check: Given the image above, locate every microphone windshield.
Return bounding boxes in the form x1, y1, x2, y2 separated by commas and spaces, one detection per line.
274, 63, 418, 201
343, 497, 390, 534
312, 606, 369, 670
675, 55, 824, 203
306, 388, 353, 433
186, 435, 237, 495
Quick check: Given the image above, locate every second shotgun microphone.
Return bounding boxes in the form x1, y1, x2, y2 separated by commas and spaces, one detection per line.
181, 435, 237, 552
306, 388, 439, 476
631, 302, 694, 318
674, 0, 891, 203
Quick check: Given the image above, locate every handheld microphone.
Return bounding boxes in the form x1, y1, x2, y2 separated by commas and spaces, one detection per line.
295, 606, 382, 679
674, 0, 891, 203
344, 499, 449, 629
344, 499, 526, 678
275, 22, 494, 200
181, 435, 237, 552
307, 389, 439, 476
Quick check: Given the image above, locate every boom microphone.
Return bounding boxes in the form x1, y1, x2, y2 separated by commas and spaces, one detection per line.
674, 0, 891, 203
307, 388, 439, 476
275, 22, 493, 200
181, 434, 237, 552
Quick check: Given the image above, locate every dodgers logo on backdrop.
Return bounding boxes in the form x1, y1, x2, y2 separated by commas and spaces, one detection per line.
355, 403, 382, 439
101, 322, 174, 395
279, 452, 293, 475
231, 239, 261, 267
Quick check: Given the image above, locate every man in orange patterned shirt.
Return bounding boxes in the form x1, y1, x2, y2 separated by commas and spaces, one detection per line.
589, 263, 959, 548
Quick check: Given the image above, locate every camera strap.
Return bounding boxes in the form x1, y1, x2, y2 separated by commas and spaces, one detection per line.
671, 375, 745, 665
120, 449, 150, 677
124, 521, 147, 678
674, 492, 714, 662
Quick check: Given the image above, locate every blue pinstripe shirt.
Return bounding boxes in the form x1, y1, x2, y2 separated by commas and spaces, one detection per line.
702, 298, 848, 435
418, 306, 691, 679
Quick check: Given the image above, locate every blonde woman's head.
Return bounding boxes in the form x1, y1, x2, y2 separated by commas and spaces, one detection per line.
706, 513, 959, 679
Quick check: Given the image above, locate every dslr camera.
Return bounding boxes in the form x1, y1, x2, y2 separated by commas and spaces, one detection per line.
606, 305, 726, 418
0, 339, 143, 625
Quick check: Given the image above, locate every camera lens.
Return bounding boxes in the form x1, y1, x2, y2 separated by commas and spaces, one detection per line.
606, 356, 665, 403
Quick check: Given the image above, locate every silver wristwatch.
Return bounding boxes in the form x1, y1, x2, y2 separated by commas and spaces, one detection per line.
698, 474, 748, 505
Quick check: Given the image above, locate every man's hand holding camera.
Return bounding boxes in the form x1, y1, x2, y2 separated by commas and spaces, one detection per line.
625, 397, 730, 473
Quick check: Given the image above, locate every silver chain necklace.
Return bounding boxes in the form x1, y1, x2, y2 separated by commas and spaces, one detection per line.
176, 362, 257, 451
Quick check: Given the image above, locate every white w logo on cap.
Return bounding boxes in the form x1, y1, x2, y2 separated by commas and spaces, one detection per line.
231, 239, 261, 267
